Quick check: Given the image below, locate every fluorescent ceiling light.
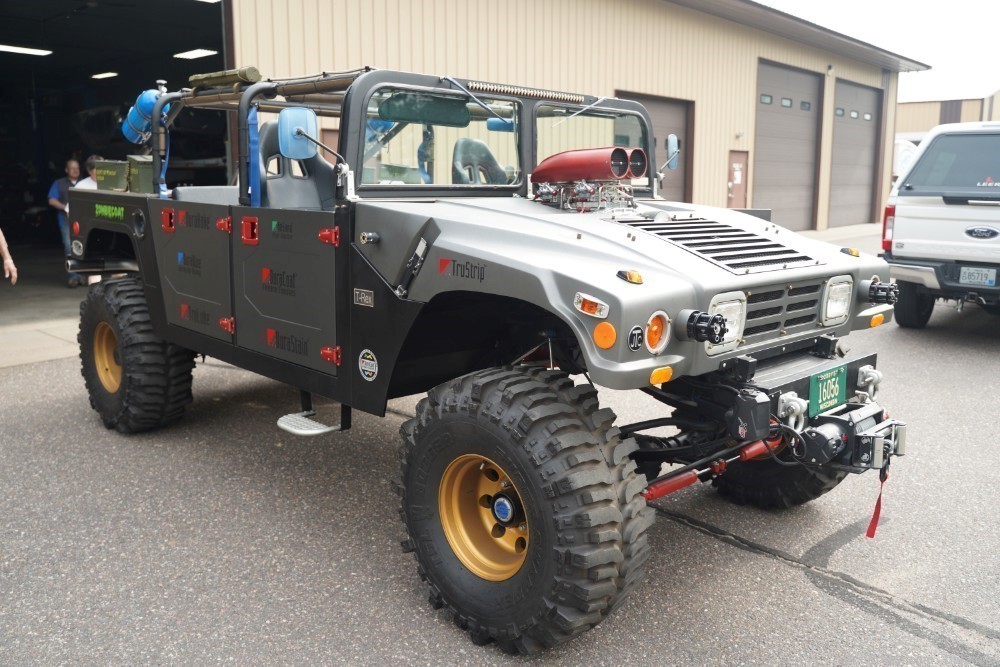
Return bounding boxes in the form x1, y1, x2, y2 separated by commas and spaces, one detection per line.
174, 48, 218, 60
0, 44, 52, 56
195, 0, 222, 3
92, 72, 118, 79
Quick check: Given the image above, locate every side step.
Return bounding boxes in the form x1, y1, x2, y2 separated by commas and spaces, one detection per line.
277, 391, 352, 437
277, 411, 344, 436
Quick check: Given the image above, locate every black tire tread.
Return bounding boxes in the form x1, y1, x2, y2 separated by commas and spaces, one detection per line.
398, 366, 654, 654
79, 278, 195, 433
712, 457, 848, 510
894, 280, 934, 329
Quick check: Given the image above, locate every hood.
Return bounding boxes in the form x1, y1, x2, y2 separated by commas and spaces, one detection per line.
409, 196, 867, 293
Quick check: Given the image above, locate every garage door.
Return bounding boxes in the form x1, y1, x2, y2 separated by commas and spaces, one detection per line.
620, 92, 691, 202
829, 81, 881, 227
753, 63, 822, 231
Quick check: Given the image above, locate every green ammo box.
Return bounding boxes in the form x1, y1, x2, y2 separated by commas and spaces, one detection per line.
94, 160, 128, 191
127, 155, 155, 194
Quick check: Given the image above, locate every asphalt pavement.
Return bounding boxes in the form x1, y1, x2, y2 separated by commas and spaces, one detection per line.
2, 224, 999, 664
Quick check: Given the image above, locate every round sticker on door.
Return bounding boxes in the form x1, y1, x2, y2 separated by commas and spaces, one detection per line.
358, 349, 379, 381
627, 326, 644, 352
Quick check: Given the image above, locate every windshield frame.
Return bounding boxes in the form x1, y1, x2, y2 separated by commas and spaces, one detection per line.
356, 82, 524, 193
342, 70, 657, 200
533, 101, 653, 191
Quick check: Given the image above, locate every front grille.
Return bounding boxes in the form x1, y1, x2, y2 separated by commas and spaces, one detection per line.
623, 215, 820, 274
747, 290, 784, 304
740, 280, 825, 344
745, 322, 781, 337
748, 306, 782, 320
786, 299, 817, 312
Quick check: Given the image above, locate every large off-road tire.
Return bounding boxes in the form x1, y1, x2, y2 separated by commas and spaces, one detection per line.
398, 367, 654, 654
894, 280, 935, 329
712, 457, 848, 510
79, 277, 196, 433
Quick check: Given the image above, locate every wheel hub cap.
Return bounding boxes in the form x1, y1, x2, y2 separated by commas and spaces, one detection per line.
438, 455, 529, 582
492, 495, 515, 524
93, 321, 122, 393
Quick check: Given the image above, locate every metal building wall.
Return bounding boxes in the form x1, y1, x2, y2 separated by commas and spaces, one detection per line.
988, 91, 1000, 121
232, 0, 894, 229
895, 102, 941, 133
961, 99, 984, 122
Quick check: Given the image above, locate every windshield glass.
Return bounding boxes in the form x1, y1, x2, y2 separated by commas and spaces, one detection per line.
535, 104, 650, 187
362, 88, 520, 186
904, 133, 1000, 191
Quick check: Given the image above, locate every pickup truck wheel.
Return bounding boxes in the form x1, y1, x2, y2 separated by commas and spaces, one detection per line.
399, 367, 654, 654
79, 278, 196, 433
712, 457, 847, 509
894, 281, 934, 328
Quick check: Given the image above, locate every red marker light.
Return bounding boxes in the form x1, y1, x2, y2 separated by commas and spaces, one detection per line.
881, 205, 895, 251
72, 221, 80, 236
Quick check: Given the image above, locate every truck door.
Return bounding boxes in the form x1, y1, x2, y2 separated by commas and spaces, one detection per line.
230, 206, 340, 375
147, 199, 234, 341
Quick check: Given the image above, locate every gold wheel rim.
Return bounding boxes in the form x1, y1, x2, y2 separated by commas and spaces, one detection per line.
93, 321, 122, 393
439, 455, 529, 582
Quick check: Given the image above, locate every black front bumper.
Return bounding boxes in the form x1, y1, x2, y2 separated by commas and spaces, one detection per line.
747, 349, 906, 472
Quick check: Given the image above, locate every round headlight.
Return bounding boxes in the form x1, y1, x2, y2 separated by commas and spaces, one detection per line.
645, 310, 670, 355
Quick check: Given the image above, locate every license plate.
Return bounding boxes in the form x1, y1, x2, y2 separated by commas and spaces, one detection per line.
809, 365, 847, 417
960, 266, 997, 287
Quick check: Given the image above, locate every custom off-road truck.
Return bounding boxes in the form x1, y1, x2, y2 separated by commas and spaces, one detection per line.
69, 67, 904, 653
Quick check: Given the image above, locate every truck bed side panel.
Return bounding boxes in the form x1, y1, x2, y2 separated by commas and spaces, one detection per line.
147, 199, 234, 342
231, 206, 340, 376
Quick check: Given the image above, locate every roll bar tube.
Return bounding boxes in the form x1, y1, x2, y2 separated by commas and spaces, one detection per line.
237, 81, 278, 206
151, 92, 185, 195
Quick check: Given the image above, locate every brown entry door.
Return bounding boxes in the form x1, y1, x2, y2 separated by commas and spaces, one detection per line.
728, 151, 748, 208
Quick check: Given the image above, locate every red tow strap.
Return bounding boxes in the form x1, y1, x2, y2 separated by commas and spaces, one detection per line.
865, 464, 890, 539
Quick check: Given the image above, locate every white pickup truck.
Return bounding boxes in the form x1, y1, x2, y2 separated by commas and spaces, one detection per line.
882, 122, 1000, 327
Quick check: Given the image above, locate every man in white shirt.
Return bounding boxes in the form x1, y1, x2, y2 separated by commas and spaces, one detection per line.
74, 154, 102, 190
72, 155, 102, 284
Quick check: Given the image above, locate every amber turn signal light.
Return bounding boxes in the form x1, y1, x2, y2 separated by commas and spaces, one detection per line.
616, 270, 643, 285
574, 292, 610, 319
645, 311, 670, 355
650, 366, 673, 385
594, 322, 617, 349
870, 313, 885, 327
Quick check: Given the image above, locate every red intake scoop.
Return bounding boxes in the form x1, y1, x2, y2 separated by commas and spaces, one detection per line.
532, 147, 630, 183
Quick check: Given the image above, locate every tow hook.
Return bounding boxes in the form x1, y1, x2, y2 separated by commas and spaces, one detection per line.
641, 438, 774, 503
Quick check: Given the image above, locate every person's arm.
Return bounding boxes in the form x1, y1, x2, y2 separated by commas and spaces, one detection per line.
47, 181, 66, 212
0, 227, 16, 285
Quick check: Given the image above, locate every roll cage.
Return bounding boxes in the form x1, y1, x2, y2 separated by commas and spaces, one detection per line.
150, 67, 658, 203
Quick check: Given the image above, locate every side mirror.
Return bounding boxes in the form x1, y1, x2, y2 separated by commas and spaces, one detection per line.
486, 117, 515, 132
278, 107, 319, 160
665, 133, 680, 170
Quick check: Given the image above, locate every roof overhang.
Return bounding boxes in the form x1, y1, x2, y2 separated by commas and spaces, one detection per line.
668, 0, 930, 73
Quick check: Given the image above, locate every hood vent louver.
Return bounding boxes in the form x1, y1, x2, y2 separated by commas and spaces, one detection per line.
622, 216, 820, 274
